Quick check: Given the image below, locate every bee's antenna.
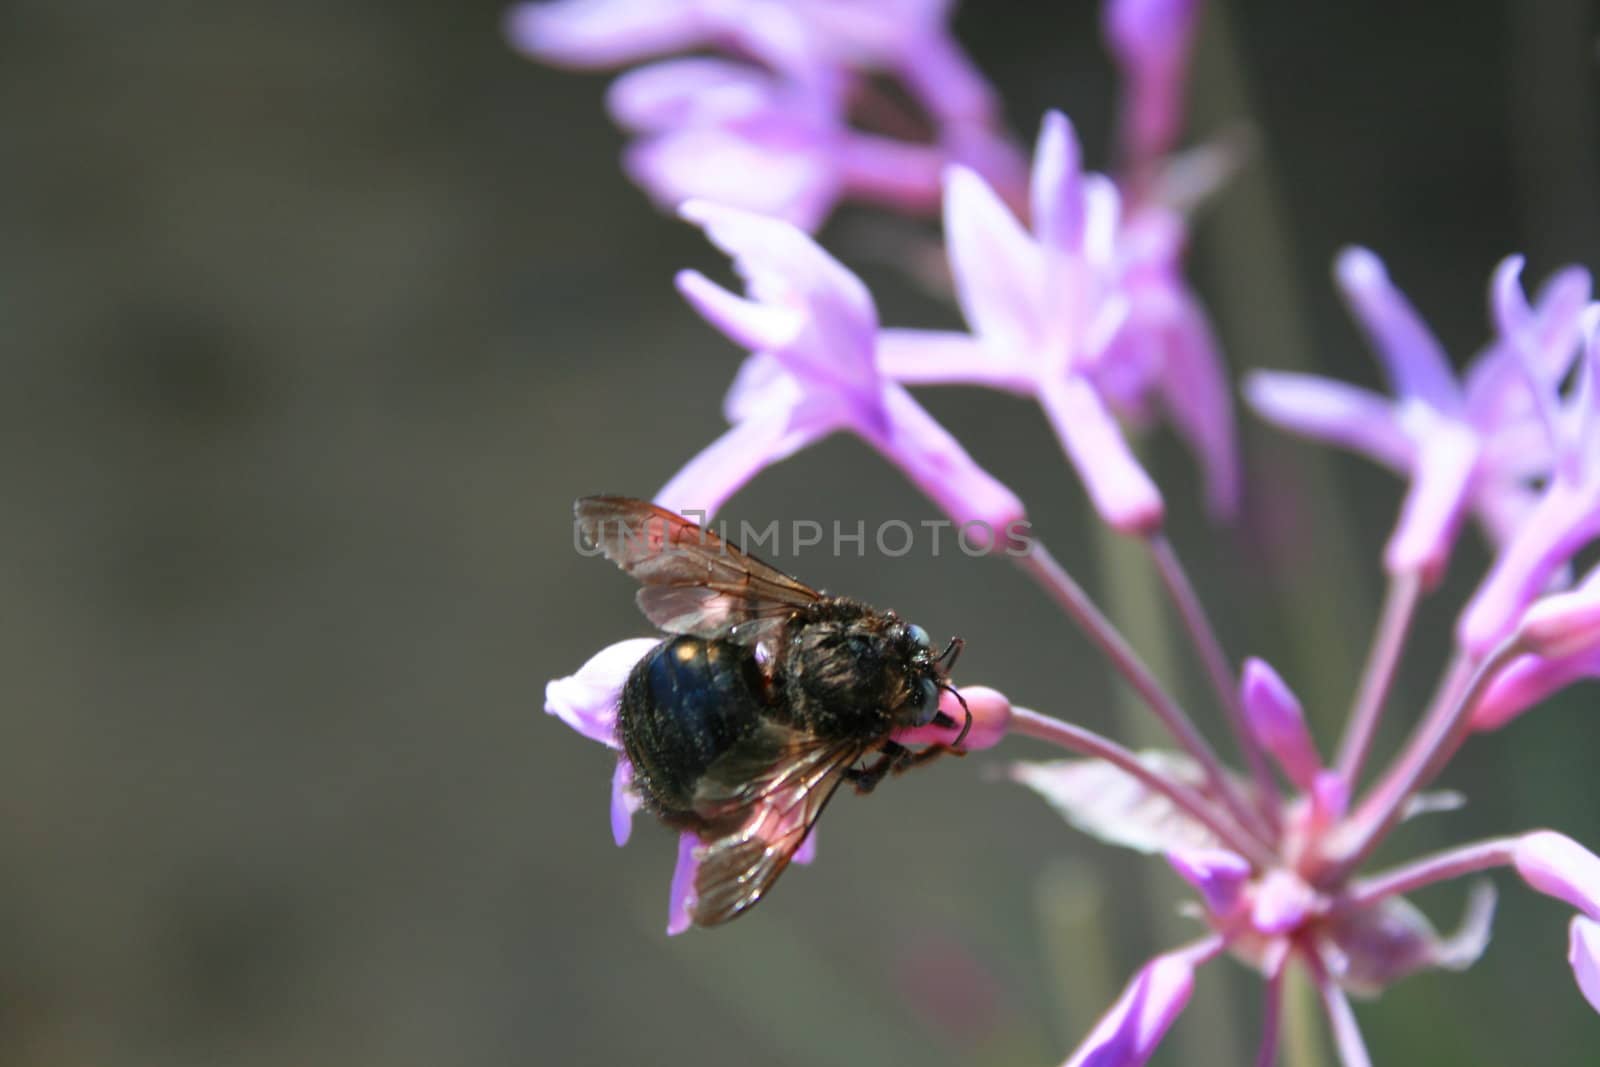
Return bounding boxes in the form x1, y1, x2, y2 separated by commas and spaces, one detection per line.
940, 684, 972, 748
938, 636, 964, 671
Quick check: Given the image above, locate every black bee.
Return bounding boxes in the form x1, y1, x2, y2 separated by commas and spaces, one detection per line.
575, 496, 969, 928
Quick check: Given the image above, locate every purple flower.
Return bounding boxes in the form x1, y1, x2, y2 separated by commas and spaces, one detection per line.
1246, 250, 1591, 585
1459, 304, 1600, 653
607, 57, 949, 228
1010, 645, 1600, 1065
510, 0, 1021, 229
879, 110, 1237, 532
508, 0, 995, 120
660, 199, 1026, 539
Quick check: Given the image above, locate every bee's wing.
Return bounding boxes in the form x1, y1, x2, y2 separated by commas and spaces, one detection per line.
688, 720, 866, 927
575, 496, 821, 643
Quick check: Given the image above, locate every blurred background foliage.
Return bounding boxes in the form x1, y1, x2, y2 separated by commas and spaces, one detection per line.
2, 0, 1598, 1063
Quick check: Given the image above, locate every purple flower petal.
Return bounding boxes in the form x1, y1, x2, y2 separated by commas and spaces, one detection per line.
506, 0, 710, 70
611, 758, 642, 846
943, 163, 1048, 363
681, 200, 881, 398
1458, 478, 1600, 654
892, 19, 999, 124
834, 132, 946, 214
1570, 916, 1600, 1014
1471, 649, 1600, 732
627, 125, 839, 229
1518, 566, 1600, 659
1383, 421, 1480, 579
676, 269, 807, 355
1039, 375, 1165, 534
792, 830, 818, 867
654, 403, 830, 519
546, 638, 661, 747
667, 831, 701, 936
606, 57, 779, 131
1513, 831, 1600, 921
1166, 847, 1251, 916
1243, 371, 1415, 471
1061, 946, 1201, 1067
1335, 247, 1461, 412
1240, 658, 1322, 790
1102, 0, 1203, 178
861, 385, 1027, 538
1030, 110, 1085, 258
1154, 291, 1240, 517
876, 328, 1035, 393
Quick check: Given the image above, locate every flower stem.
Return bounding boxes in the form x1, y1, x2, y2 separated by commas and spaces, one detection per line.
1309, 954, 1372, 1067
1253, 960, 1286, 1067
1010, 705, 1276, 867
1333, 570, 1423, 787
1015, 542, 1276, 847
1343, 836, 1517, 908
1320, 637, 1525, 882
1147, 532, 1280, 814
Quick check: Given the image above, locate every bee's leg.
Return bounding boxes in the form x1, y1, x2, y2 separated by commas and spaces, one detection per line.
930, 710, 957, 729
847, 743, 908, 795
890, 742, 965, 775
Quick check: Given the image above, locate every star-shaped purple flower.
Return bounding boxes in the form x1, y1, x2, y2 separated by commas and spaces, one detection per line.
1246, 250, 1591, 585
1460, 304, 1600, 652
660, 199, 1026, 540
509, 0, 1021, 229
878, 110, 1237, 532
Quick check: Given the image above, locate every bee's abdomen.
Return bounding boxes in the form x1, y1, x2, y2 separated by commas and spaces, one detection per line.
619, 636, 767, 818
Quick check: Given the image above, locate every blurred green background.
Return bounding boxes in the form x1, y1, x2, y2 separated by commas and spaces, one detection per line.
3, 0, 1599, 1063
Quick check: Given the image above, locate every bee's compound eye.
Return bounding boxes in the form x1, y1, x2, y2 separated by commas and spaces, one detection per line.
912, 678, 940, 725
907, 624, 932, 651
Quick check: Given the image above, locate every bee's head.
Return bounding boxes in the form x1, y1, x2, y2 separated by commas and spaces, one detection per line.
893, 622, 963, 728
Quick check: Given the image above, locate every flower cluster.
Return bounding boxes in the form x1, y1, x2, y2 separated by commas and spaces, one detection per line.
508, 0, 1022, 229
525, 0, 1600, 1063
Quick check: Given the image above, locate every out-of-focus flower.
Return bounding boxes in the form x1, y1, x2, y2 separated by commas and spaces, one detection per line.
1246, 251, 1592, 585
1460, 305, 1600, 653
509, 0, 1021, 228
607, 57, 949, 228
1011, 649, 1600, 1065
879, 110, 1237, 532
508, 0, 991, 121
661, 199, 1026, 539
1103, 0, 1203, 197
